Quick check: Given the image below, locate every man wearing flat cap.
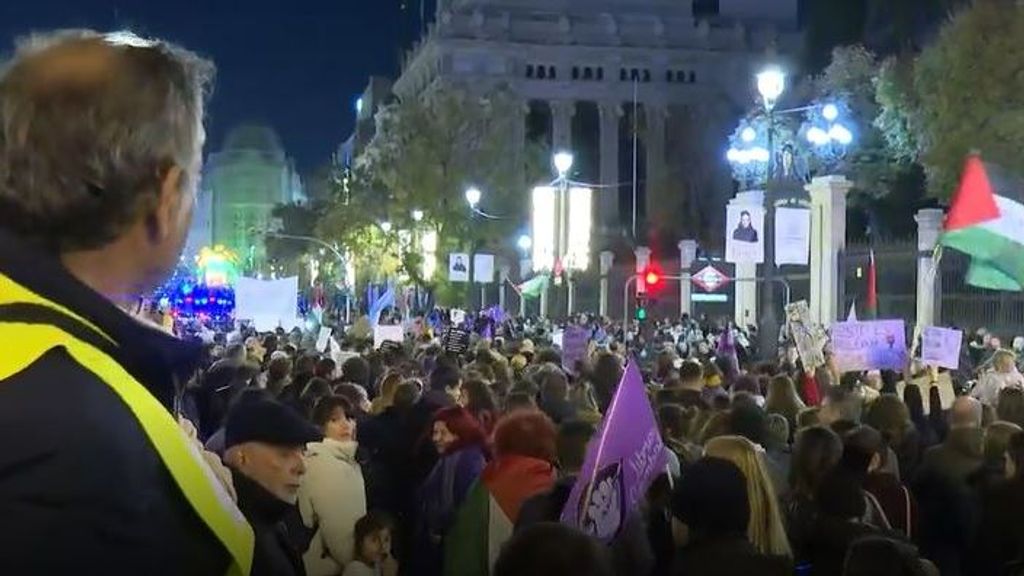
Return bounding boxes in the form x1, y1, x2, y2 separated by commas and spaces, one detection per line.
224, 398, 322, 576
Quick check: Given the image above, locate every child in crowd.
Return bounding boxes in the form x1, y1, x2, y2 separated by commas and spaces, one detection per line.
344, 512, 398, 576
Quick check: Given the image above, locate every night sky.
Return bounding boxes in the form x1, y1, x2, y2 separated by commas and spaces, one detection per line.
0, 1, 423, 173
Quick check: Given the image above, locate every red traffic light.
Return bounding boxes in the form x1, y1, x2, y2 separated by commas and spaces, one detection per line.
645, 271, 660, 286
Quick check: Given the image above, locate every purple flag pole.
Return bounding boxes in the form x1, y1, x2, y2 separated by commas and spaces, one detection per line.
560, 357, 667, 542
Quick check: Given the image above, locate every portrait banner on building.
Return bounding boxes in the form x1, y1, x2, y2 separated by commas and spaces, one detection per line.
473, 253, 495, 284
449, 253, 470, 283
725, 205, 765, 264
775, 207, 811, 266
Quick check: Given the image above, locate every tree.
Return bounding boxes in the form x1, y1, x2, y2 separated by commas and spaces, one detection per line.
877, 1, 1024, 200
318, 84, 546, 300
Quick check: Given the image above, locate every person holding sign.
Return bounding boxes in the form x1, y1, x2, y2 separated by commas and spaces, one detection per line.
971, 350, 1024, 407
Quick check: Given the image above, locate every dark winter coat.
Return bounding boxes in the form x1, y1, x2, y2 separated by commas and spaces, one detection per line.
233, 471, 306, 576
672, 535, 790, 576
0, 228, 230, 575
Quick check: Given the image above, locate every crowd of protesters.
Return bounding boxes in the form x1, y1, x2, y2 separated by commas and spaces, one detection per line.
152, 311, 1022, 576
3, 27, 1024, 576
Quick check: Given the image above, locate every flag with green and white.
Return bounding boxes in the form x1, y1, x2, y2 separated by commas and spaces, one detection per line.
940, 155, 1024, 291
513, 274, 549, 299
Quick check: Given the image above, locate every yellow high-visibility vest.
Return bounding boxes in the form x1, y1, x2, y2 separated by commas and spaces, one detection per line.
0, 274, 254, 576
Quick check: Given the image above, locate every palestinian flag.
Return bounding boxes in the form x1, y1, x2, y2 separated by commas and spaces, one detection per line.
443, 456, 555, 576
514, 274, 549, 299
941, 155, 1024, 291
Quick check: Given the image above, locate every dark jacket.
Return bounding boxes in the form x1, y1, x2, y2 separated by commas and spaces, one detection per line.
970, 478, 1024, 576
0, 229, 228, 575
912, 427, 984, 576
411, 445, 487, 576
515, 475, 656, 576
233, 472, 306, 576
672, 535, 790, 576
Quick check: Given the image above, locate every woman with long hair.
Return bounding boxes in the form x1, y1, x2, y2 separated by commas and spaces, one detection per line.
704, 435, 792, 559
410, 407, 489, 576
765, 375, 805, 433
864, 395, 921, 480
786, 426, 843, 563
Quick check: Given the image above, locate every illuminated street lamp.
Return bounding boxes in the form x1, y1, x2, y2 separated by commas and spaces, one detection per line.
530, 150, 591, 318
412, 209, 424, 222
517, 234, 532, 253
553, 151, 574, 177
465, 186, 482, 208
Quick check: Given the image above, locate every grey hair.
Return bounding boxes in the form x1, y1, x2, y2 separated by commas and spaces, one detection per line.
0, 29, 215, 252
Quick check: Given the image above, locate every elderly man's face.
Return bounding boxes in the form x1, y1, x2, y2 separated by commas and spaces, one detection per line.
231, 441, 306, 504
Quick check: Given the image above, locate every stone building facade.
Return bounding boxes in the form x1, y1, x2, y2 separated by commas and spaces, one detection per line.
393, 0, 801, 251
201, 124, 306, 272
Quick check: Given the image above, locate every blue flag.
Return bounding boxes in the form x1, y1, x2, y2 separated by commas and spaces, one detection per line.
369, 284, 395, 327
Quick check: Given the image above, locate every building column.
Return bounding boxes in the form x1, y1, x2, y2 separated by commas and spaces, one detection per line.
599, 250, 615, 318
645, 104, 667, 227
678, 240, 697, 317
512, 100, 528, 193
499, 263, 511, 312
599, 102, 622, 234
551, 100, 575, 152
808, 175, 852, 325
915, 208, 944, 329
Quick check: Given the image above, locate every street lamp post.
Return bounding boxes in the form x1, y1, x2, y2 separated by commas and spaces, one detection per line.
757, 67, 785, 361
554, 151, 575, 316
729, 68, 854, 359
264, 231, 353, 323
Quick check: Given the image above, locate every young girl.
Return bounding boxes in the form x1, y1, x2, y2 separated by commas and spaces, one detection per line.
344, 512, 398, 576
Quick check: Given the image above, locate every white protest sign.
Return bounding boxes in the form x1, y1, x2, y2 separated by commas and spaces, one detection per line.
830, 320, 908, 373
373, 325, 404, 349
897, 372, 956, 415
920, 326, 963, 370
449, 253, 470, 282
315, 327, 333, 353
235, 276, 299, 332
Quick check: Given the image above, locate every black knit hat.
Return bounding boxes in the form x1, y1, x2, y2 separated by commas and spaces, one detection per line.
671, 457, 750, 536
225, 397, 322, 449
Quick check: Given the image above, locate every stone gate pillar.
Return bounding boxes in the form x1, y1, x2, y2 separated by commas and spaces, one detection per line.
808, 175, 852, 325
915, 208, 944, 329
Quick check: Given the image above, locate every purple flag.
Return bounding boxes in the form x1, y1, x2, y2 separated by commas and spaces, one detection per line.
561, 325, 590, 374
560, 358, 667, 542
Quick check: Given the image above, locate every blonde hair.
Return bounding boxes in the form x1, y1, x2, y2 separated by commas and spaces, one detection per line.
705, 435, 792, 558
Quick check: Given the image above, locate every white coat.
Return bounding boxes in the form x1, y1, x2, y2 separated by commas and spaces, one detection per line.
299, 438, 367, 576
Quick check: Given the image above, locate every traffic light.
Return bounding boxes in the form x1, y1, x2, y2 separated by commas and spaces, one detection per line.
644, 270, 661, 288
635, 294, 648, 321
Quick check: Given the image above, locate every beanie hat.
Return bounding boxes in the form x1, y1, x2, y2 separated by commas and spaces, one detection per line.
225, 398, 321, 450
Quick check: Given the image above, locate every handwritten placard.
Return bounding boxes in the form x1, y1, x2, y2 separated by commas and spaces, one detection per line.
920, 326, 963, 370
830, 320, 907, 373
786, 300, 826, 369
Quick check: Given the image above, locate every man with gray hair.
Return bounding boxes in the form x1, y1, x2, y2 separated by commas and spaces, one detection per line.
912, 396, 984, 576
0, 31, 253, 575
